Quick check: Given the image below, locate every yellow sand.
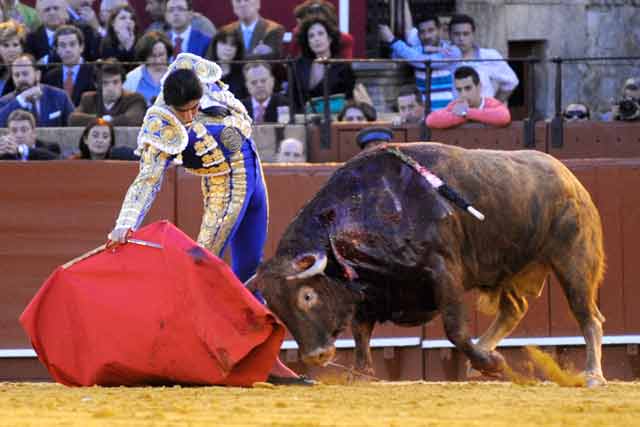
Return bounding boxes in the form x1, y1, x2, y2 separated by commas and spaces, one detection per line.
1, 380, 639, 427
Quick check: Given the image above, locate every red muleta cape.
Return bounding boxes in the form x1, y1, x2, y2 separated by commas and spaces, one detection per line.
20, 220, 284, 387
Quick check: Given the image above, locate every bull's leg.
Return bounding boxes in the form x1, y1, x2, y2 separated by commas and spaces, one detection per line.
352, 319, 375, 375
552, 257, 606, 387
467, 289, 529, 378
432, 257, 506, 376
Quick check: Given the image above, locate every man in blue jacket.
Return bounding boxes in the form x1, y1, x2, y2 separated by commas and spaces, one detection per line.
0, 54, 74, 127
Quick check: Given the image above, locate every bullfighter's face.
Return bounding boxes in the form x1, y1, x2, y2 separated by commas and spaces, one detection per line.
251, 255, 361, 367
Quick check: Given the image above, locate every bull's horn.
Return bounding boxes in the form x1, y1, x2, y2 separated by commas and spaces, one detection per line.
286, 253, 328, 280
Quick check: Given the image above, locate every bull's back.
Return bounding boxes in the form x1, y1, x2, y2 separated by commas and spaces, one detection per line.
369, 143, 599, 283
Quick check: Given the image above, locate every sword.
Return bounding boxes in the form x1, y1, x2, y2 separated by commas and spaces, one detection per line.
127, 238, 163, 249
62, 239, 163, 269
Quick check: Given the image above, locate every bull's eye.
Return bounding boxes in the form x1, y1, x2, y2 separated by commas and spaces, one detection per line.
297, 286, 319, 311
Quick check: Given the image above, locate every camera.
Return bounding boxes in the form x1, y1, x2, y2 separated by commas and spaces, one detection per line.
615, 97, 640, 121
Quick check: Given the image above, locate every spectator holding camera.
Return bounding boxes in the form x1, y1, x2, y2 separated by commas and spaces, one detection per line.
602, 77, 640, 121
426, 66, 511, 129
0, 109, 60, 160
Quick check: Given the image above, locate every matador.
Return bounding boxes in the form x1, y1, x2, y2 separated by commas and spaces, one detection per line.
108, 53, 266, 283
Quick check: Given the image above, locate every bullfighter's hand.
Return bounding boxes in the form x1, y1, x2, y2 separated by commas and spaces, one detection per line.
107, 227, 131, 248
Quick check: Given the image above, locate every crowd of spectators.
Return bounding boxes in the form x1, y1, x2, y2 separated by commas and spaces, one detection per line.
0, 0, 636, 162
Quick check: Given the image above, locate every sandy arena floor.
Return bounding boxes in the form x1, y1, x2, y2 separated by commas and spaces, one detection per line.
1, 380, 639, 427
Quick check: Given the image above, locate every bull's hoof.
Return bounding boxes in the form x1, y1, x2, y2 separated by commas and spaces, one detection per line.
465, 360, 483, 379
267, 375, 316, 386
585, 372, 607, 388
471, 350, 506, 377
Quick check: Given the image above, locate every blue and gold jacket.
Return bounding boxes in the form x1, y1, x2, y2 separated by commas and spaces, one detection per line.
114, 104, 258, 231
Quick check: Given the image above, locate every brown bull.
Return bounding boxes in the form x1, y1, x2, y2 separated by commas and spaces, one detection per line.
249, 143, 606, 386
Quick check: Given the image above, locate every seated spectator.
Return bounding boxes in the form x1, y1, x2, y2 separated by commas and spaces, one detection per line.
145, 0, 216, 38
165, 0, 211, 58
602, 77, 640, 121
42, 25, 95, 106
426, 66, 511, 129
379, 14, 461, 111
4, 0, 41, 32
276, 137, 305, 162
0, 53, 74, 126
222, 0, 284, 60
563, 103, 590, 121
338, 100, 377, 122
290, 0, 353, 58
449, 14, 518, 103
356, 126, 392, 151
97, 0, 128, 37
391, 88, 425, 126
99, 5, 138, 66
0, 20, 26, 96
241, 62, 287, 124
288, 15, 355, 113
69, 117, 115, 159
68, 59, 146, 126
26, 0, 100, 64
205, 26, 247, 99
123, 31, 172, 106
0, 109, 60, 160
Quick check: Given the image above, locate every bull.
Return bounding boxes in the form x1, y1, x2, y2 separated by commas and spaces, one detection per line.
249, 143, 606, 386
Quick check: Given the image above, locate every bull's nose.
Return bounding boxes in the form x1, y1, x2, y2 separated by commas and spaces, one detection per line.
302, 345, 336, 367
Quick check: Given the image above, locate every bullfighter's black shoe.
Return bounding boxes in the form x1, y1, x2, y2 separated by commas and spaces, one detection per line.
266, 375, 316, 386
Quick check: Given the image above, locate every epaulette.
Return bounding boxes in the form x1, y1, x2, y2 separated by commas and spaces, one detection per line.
135, 105, 188, 161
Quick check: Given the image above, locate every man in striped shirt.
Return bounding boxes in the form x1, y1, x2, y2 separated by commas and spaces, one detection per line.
380, 15, 461, 111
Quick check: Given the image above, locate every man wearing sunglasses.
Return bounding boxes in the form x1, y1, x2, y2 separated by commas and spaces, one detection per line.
563, 103, 590, 121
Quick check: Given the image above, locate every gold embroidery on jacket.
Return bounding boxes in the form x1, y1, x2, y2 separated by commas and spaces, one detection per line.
196, 150, 247, 254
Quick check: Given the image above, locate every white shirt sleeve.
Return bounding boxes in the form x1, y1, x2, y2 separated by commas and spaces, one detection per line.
479, 48, 519, 93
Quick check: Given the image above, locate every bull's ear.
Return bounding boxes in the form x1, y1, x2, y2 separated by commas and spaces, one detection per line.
286, 252, 327, 280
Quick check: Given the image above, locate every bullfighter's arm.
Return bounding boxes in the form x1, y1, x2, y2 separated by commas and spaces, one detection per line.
113, 145, 173, 230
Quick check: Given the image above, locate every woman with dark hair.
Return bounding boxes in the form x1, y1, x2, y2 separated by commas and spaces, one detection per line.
0, 20, 25, 96
99, 5, 139, 67
338, 100, 377, 122
289, 15, 355, 113
72, 118, 116, 160
205, 27, 247, 99
124, 31, 173, 106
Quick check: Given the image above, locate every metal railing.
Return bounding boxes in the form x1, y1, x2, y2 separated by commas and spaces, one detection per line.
18, 54, 640, 150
